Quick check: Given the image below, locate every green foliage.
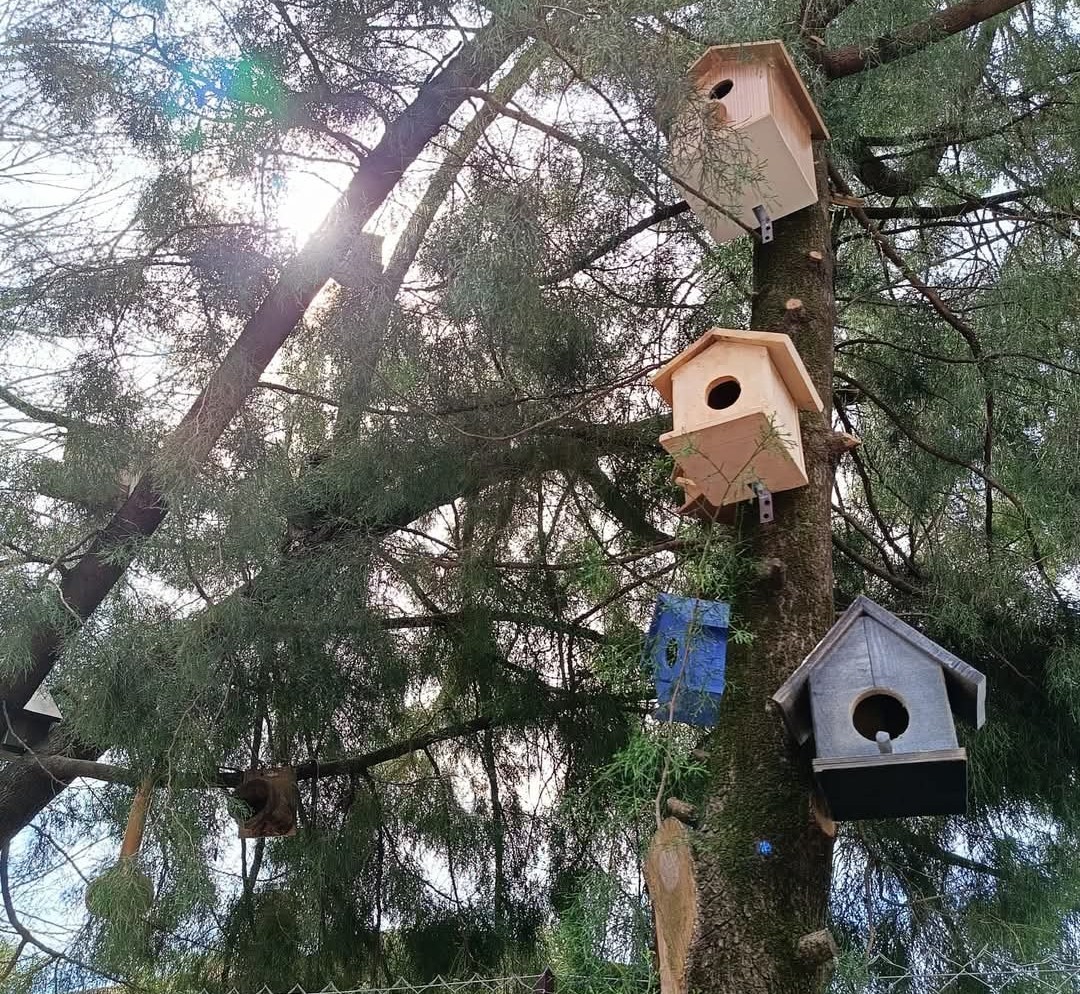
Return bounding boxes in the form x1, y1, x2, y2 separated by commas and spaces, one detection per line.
3, 0, 1080, 990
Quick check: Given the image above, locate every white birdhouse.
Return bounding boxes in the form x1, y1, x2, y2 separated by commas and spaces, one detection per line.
669, 40, 830, 244
651, 328, 823, 508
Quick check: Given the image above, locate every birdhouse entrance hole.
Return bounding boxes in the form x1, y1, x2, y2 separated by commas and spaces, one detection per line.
852, 691, 909, 742
706, 376, 742, 410
709, 79, 734, 101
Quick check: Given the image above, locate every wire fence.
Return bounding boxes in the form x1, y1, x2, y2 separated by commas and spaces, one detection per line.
198, 971, 654, 994
843, 952, 1080, 993
183, 956, 1080, 994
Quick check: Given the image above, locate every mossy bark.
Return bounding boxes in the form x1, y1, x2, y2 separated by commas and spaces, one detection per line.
685, 146, 836, 994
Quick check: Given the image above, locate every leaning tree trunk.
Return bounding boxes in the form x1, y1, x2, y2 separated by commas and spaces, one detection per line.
684, 146, 836, 994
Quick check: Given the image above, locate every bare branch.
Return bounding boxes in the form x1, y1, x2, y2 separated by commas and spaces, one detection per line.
816, 0, 1025, 78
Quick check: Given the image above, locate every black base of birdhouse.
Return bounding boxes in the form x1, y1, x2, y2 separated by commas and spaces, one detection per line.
813, 748, 967, 821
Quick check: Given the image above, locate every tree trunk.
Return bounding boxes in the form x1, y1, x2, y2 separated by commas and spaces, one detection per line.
684, 145, 836, 994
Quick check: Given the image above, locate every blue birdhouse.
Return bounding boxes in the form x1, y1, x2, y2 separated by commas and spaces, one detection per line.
647, 594, 730, 727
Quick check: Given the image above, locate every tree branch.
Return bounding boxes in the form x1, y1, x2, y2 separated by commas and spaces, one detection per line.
0, 17, 530, 715
816, 0, 1024, 78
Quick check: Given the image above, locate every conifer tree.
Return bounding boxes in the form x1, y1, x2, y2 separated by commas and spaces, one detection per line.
0, 0, 1078, 993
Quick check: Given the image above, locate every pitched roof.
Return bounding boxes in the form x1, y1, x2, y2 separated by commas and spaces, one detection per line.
650, 327, 823, 412
25, 685, 62, 721
771, 595, 986, 745
689, 40, 830, 140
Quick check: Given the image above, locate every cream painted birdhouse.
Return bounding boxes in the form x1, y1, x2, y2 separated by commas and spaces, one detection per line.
651, 329, 823, 508
669, 40, 829, 244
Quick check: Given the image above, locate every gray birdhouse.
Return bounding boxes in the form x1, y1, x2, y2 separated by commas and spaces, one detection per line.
772, 596, 986, 820
1, 687, 62, 753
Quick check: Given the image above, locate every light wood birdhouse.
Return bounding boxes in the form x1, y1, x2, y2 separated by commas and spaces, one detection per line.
669, 40, 829, 244
651, 328, 823, 509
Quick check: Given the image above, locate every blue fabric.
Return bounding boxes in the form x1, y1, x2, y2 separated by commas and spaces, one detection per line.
647, 594, 730, 727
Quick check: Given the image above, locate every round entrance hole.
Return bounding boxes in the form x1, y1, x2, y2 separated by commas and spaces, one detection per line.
852, 691, 910, 741
706, 377, 742, 410
709, 78, 734, 101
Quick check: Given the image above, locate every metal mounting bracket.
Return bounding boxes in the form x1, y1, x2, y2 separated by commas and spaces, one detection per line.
750, 482, 774, 524
753, 204, 774, 244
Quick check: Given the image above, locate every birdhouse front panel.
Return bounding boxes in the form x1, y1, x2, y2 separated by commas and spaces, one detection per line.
647, 594, 730, 727
661, 415, 807, 507
808, 616, 959, 760
670, 41, 829, 245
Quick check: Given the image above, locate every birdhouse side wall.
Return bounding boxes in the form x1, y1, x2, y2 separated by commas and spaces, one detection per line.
672, 114, 817, 244
767, 72, 816, 194
809, 618, 960, 759
741, 115, 818, 222
669, 342, 775, 434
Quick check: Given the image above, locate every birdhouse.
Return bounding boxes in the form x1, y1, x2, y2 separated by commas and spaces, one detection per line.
1, 686, 62, 753
233, 767, 300, 838
772, 596, 987, 821
651, 328, 823, 509
669, 40, 829, 244
647, 593, 730, 727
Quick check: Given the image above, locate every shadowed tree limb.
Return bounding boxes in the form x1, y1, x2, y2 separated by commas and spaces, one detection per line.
816, 0, 1025, 78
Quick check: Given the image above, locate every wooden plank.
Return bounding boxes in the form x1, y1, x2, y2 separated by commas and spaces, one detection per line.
644, 817, 699, 994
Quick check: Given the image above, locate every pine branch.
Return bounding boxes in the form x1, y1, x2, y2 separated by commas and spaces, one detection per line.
832, 534, 924, 597
816, 0, 1025, 78
859, 189, 1044, 221
0, 384, 85, 430
0, 15, 530, 715
542, 200, 691, 283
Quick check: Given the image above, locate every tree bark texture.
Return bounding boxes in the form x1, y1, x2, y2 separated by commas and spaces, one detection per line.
684, 145, 836, 994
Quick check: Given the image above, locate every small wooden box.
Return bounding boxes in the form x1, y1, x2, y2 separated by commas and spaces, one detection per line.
772, 596, 987, 821
670, 40, 829, 244
651, 328, 822, 507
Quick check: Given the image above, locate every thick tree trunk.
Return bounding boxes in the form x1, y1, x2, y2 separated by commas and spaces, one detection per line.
684, 145, 836, 994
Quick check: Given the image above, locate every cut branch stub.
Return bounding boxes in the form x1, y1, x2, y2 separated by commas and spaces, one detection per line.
644, 817, 700, 994
665, 797, 699, 824
797, 928, 839, 966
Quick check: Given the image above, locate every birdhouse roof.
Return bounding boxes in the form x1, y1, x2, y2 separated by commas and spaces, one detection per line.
25, 686, 62, 722
650, 328, 823, 412
689, 40, 830, 140
771, 596, 987, 745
